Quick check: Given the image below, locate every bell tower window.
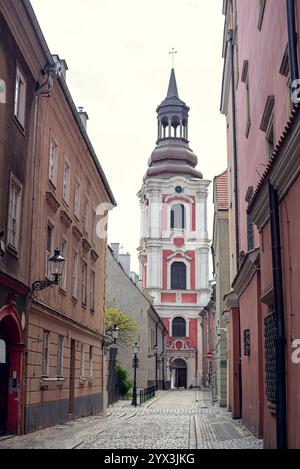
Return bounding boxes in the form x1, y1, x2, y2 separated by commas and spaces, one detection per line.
171, 204, 185, 229
171, 262, 187, 290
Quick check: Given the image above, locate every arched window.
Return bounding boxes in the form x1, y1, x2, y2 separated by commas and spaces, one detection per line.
170, 204, 185, 229
171, 262, 187, 290
172, 318, 186, 337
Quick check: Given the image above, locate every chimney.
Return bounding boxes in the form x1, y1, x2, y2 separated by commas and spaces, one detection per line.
52, 54, 68, 81
110, 243, 120, 262
78, 107, 89, 130
119, 253, 131, 277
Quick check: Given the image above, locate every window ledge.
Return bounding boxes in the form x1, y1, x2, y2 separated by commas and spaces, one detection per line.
40, 378, 65, 389
79, 378, 87, 386
88, 378, 94, 385
6, 244, 19, 259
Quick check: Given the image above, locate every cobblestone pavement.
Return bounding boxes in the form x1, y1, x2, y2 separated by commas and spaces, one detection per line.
0, 390, 263, 449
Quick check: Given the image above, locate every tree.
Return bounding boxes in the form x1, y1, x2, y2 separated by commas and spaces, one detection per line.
116, 364, 132, 397
105, 305, 139, 349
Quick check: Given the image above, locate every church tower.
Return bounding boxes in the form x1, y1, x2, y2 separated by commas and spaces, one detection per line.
138, 68, 210, 388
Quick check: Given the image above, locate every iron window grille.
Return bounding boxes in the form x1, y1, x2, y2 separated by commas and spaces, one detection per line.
264, 312, 277, 404
244, 329, 251, 356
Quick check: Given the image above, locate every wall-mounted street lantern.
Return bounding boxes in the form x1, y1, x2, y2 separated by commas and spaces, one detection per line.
32, 249, 65, 291
111, 324, 120, 345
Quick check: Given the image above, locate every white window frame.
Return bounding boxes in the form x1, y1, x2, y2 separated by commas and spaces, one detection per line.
57, 335, 64, 378
45, 219, 55, 278
92, 208, 97, 244
7, 173, 22, 252
83, 193, 89, 234
14, 65, 26, 128
80, 343, 85, 379
74, 178, 81, 220
42, 331, 50, 377
167, 258, 191, 291
72, 250, 79, 299
49, 134, 58, 187
90, 270, 95, 312
168, 200, 191, 235
82, 259, 88, 306
60, 237, 68, 291
62, 158, 71, 204
89, 346, 93, 380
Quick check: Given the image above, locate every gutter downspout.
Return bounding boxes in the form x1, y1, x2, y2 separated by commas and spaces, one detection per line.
268, 183, 287, 449
228, 29, 242, 419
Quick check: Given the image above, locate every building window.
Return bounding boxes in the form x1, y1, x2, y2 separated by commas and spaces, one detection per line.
170, 204, 185, 229
74, 179, 81, 220
60, 238, 68, 291
92, 208, 97, 244
0, 338, 7, 364
7, 174, 22, 252
247, 214, 254, 251
260, 95, 275, 160
14, 66, 26, 128
45, 221, 54, 278
90, 270, 95, 312
63, 160, 70, 204
72, 250, 79, 299
264, 312, 276, 404
57, 335, 64, 378
172, 318, 186, 338
244, 330, 251, 356
49, 138, 58, 187
171, 262, 187, 290
80, 343, 85, 379
82, 259, 88, 306
241, 61, 251, 137
280, 46, 293, 118
42, 331, 50, 377
89, 346, 93, 379
258, 0, 266, 31
83, 194, 89, 233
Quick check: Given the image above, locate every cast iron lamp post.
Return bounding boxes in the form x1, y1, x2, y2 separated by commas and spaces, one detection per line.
32, 249, 65, 291
131, 342, 140, 407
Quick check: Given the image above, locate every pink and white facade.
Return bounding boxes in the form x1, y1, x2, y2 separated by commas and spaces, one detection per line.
138, 69, 210, 388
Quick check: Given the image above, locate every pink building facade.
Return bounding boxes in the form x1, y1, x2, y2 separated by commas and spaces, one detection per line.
221, 0, 300, 448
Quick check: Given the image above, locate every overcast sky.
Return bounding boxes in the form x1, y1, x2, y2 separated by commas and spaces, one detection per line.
31, 0, 227, 274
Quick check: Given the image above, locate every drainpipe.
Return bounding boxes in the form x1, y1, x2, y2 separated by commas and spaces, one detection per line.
286, 0, 299, 87
268, 183, 287, 449
228, 30, 240, 270
228, 29, 242, 418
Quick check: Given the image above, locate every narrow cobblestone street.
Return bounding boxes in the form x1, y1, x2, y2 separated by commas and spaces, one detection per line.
0, 390, 263, 450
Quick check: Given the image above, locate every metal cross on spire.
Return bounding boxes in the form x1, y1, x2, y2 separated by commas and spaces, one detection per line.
169, 48, 178, 68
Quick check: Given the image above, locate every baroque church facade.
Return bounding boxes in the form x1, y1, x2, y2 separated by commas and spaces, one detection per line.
138, 69, 210, 388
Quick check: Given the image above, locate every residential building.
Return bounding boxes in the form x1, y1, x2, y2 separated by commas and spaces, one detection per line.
199, 285, 216, 390
0, 0, 116, 434
105, 244, 167, 403
138, 68, 211, 389
220, 0, 300, 448
212, 170, 230, 407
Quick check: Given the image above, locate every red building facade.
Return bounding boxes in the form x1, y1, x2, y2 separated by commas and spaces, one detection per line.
221, 0, 300, 449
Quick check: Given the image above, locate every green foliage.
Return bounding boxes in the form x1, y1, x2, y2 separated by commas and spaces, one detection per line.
105, 304, 139, 349
116, 364, 132, 397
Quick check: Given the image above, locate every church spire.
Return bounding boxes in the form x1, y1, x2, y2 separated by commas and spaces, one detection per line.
167, 68, 179, 99
143, 69, 203, 181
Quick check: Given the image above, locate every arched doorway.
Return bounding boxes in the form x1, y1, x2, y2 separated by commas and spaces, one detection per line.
0, 304, 24, 435
172, 358, 187, 389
